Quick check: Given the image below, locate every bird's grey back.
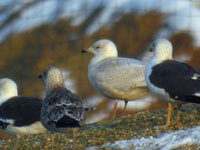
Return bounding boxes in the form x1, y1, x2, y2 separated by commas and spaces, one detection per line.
88, 57, 148, 100
89, 57, 146, 92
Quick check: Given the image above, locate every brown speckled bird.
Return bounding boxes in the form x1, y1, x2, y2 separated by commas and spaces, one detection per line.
39, 66, 86, 145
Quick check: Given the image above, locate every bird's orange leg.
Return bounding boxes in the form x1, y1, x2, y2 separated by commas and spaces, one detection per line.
72, 130, 77, 140
112, 100, 118, 119
159, 103, 172, 128
123, 100, 128, 116
173, 104, 182, 125
72, 128, 79, 150
50, 134, 54, 150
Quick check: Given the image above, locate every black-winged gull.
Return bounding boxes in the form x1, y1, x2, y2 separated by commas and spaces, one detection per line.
0, 78, 47, 137
39, 66, 86, 144
82, 39, 149, 118
145, 38, 200, 127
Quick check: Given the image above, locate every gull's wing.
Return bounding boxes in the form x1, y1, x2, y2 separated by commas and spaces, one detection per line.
41, 88, 85, 128
150, 60, 200, 103
89, 57, 147, 99
0, 97, 42, 127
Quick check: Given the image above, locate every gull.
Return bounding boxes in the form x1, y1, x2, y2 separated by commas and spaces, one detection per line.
82, 39, 149, 118
0, 78, 46, 137
145, 38, 200, 127
39, 66, 87, 148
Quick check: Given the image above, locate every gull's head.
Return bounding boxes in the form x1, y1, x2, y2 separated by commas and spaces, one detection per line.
0, 78, 18, 104
39, 66, 65, 90
149, 38, 173, 61
82, 39, 118, 58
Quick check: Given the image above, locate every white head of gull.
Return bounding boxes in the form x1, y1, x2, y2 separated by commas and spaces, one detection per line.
85, 39, 118, 65
150, 38, 173, 64
0, 78, 18, 105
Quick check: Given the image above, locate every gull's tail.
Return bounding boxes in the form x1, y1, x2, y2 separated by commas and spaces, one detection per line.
84, 107, 96, 111
0, 120, 9, 129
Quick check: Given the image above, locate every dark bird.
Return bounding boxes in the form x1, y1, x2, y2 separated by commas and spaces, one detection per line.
145, 38, 200, 128
0, 78, 47, 137
39, 66, 86, 141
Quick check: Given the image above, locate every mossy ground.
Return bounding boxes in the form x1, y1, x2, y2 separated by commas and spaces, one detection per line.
1, 103, 200, 150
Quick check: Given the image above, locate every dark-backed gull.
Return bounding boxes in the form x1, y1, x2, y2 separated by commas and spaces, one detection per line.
82, 39, 149, 118
145, 38, 200, 127
39, 66, 86, 141
0, 78, 47, 137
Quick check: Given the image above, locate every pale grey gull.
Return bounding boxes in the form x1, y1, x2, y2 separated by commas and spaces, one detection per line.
82, 39, 149, 118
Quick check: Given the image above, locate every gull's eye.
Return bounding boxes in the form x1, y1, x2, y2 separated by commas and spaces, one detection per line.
95, 46, 100, 49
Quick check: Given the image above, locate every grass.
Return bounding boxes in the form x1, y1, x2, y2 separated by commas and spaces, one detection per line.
1, 103, 200, 150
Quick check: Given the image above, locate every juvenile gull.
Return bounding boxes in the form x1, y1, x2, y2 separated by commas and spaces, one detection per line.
0, 78, 47, 137
145, 38, 200, 127
39, 66, 86, 140
82, 39, 149, 118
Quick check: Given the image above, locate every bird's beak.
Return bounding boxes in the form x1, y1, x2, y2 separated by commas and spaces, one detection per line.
149, 47, 153, 52
81, 49, 87, 53
38, 74, 43, 79
81, 47, 94, 54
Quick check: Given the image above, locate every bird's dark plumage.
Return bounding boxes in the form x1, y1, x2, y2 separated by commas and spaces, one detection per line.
41, 87, 85, 132
0, 96, 42, 128
150, 60, 200, 103
55, 116, 81, 128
